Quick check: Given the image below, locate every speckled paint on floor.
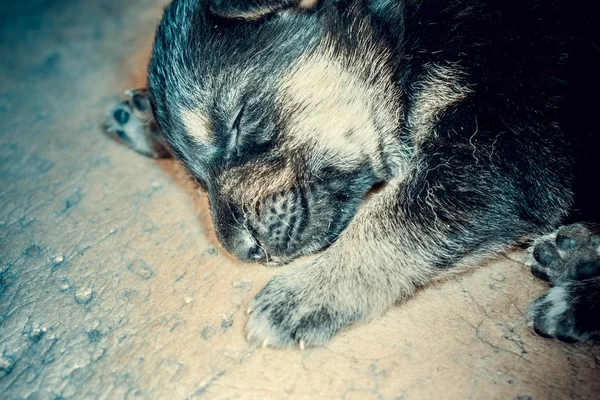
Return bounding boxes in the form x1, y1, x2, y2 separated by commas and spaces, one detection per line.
1, 1, 599, 399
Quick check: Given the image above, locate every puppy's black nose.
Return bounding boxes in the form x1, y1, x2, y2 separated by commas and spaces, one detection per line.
246, 242, 267, 262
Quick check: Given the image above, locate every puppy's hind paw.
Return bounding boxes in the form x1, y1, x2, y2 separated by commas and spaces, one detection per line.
527, 223, 600, 284
529, 280, 600, 343
104, 89, 170, 158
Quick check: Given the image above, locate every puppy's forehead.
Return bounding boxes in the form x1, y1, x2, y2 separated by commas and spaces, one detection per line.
173, 13, 324, 140
205, 14, 320, 67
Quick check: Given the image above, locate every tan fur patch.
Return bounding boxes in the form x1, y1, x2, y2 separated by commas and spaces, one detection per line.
180, 109, 213, 144
298, 0, 319, 9
407, 63, 472, 145
277, 44, 406, 177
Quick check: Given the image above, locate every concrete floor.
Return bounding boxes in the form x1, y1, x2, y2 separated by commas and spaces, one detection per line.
1, 0, 599, 398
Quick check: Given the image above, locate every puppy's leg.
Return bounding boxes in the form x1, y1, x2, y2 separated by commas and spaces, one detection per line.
246, 137, 556, 348
528, 223, 600, 342
104, 89, 170, 158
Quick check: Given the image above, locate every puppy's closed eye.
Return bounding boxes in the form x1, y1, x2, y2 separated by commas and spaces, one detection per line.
227, 105, 245, 157
225, 104, 277, 159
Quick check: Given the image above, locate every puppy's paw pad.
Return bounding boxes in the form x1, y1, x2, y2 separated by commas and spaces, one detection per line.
105, 101, 137, 146
112, 107, 130, 125
125, 88, 152, 113
528, 224, 600, 284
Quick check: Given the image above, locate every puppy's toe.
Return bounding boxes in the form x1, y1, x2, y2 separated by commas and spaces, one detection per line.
533, 241, 560, 267
125, 88, 152, 113
555, 223, 593, 250
113, 107, 131, 125
528, 234, 563, 283
105, 101, 136, 147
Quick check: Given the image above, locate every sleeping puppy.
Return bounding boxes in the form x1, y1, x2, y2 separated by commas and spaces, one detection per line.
104, 0, 600, 347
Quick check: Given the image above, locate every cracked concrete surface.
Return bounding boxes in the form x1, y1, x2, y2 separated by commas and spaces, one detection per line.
1, 0, 599, 398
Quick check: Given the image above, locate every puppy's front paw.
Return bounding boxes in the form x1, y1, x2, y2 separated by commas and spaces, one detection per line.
246, 273, 363, 348
530, 280, 600, 343
104, 89, 170, 158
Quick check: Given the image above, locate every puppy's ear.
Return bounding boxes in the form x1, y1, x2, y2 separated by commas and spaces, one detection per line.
210, 0, 318, 20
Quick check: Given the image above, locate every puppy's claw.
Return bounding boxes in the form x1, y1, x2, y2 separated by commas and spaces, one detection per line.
262, 339, 269, 349
299, 339, 305, 350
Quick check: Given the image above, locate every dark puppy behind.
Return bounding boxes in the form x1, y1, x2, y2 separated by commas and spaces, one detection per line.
104, 0, 600, 347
